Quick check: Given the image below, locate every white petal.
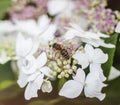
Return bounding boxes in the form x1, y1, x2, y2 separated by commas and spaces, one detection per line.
84, 71, 106, 101
59, 80, 83, 99
73, 51, 89, 69
24, 74, 44, 100
90, 64, 106, 81
40, 66, 53, 78
15, 19, 38, 35
94, 40, 115, 48
84, 44, 94, 61
36, 52, 47, 68
20, 55, 37, 74
0, 21, 15, 34
39, 24, 56, 45
73, 69, 85, 84
47, 0, 68, 15
38, 15, 50, 31
92, 49, 108, 64
115, 22, 120, 33
108, 66, 120, 80
97, 32, 109, 38
17, 70, 28, 88
41, 80, 53, 93
64, 29, 79, 40
16, 33, 33, 57
27, 72, 40, 82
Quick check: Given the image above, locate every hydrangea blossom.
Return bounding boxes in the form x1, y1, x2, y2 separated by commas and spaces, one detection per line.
59, 69, 106, 101
64, 24, 115, 48
16, 33, 53, 100
0, 0, 118, 102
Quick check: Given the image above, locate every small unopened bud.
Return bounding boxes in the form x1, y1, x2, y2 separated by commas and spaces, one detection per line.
73, 59, 78, 65
57, 59, 62, 66
63, 61, 68, 65
57, 68, 62, 73
52, 71, 57, 76
61, 72, 65, 77
65, 74, 69, 78
68, 69, 73, 74
58, 75, 62, 79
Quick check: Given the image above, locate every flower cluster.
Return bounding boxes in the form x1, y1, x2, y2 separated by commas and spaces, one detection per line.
0, 0, 119, 102
8, 0, 48, 21
75, 0, 120, 34
15, 16, 114, 100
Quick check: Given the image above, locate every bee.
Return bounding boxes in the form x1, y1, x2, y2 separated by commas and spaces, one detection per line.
52, 43, 70, 60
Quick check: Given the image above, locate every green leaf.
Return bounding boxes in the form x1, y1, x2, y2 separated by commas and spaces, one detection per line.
113, 35, 120, 70
0, 0, 12, 20
0, 62, 16, 90
101, 34, 118, 78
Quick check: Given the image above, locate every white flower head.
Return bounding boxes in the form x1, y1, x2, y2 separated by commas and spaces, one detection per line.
73, 44, 108, 69
17, 52, 53, 100
59, 69, 106, 101
73, 44, 107, 81
64, 24, 115, 48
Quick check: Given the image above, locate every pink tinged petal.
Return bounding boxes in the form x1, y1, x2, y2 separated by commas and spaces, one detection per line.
24, 74, 44, 100
40, 66, 53, 78
73, 69, 85, 84
17, 70, 28, 88
90, 64, 106, 81
36, 52, 47, 68
59, 80, 83, 99
92, 49, 108, 64
16, 33, 33, 57
73, 51, 89, 69
84, 71, 106, 101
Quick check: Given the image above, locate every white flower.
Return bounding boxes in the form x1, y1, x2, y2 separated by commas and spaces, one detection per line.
0, 15, 57, 43
41, 80, 53, 93
115, 22, 120, 33
16, 33, 34, 58
73, 44, 108, 81
15, 15, 57, 45
0, 51, 10, 64
64, 24, 115, 48
17, 52, 53, 100
47, 0, 75, 15
59, 69, 106, 101
0, 21, 16, 35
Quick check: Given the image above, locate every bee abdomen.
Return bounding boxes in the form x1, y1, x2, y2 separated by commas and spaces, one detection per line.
61, 49, 70, 59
